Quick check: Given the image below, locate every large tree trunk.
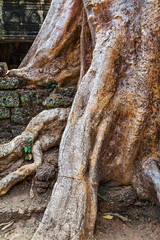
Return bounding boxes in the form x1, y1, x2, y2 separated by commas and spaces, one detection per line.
9, 0, 82, 87
1, 0, 159, 239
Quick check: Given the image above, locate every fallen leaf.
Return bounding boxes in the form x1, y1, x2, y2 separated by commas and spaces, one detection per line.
28, 154, 32, 160
103, 215, 114, 220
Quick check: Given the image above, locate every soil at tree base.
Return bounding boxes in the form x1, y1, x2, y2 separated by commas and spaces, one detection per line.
1, 180, 160, 239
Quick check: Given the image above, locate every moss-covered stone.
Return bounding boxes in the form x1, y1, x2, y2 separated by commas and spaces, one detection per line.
20, 90, 49, 106
0, 91, 19, 107
55, 87, 76, 98
0, 108, 10, 119
0, 77, 20, 89
20, 92, 33, 106
42, 93, 73, 108
11, 106, 44, 124
32, 90, 50, 106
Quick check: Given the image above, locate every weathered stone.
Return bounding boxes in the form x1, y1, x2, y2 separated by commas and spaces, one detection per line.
0, 62, 8, 77
0, 77, 20, 89
0, 107, 10, 119
36, 187, 47, 194
0, 132, 12, 141
0, 119, 11, 130
35, 181, 49, 189
98, 186, 137, 212
20, 91, 33, 106
42, 93, 73, 108
36, 165, 56, 182
0, 119, 12, 143
55, 87, 76, 98
0, 91, 19, 107
0, 1, 51, 41
20, 90, 49, 106
11, 106, 44, 124
11, 125, 25, 137
44, 149, 59, 167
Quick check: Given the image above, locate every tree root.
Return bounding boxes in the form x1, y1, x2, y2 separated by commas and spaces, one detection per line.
0, 108, 70, 196
135, 158, 160, 203
103, 213, 132, 225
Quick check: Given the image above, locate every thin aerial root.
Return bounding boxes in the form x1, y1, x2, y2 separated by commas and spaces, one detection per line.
0, 140, 43, 196
0, 108, 69, 196
0, 108, 70, 161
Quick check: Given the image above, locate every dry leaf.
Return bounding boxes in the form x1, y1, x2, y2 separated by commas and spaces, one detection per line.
28, 154, 32, 160
103, 215, 114, 220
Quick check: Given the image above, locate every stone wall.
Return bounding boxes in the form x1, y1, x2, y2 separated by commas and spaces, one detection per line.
0, 77, 50, 143
0, 0, 51, 40
0, 76, 75, 143
0, 0, 51, 69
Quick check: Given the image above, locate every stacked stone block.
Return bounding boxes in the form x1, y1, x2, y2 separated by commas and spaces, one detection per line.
0, 77, 50, 143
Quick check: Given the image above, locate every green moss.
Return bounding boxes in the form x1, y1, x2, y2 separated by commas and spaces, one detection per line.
0, 77, 20, 90
20, 92, 33, 106
20, 90, 50, 106
0, 108, 10, 119
0, 91, 19, 107
42, 94, 73, 109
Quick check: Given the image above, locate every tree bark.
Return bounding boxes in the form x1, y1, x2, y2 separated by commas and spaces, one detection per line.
9, 0, 82, 87
1, 0, 159, 239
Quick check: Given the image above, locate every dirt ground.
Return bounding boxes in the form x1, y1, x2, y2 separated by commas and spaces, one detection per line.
1, 181, 160, 240
95, 206, 160, 240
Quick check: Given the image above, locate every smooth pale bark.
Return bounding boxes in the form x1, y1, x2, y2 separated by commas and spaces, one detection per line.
9, 0, 82, 87
1, 0, 159, 239
0, 108, 69, 196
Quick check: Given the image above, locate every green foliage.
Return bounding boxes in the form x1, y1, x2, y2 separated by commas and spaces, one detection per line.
44, 80, 58, 90
24, 137, 33, 161
97, 193, 109, 201
99, 185, 109, 193
28, 137, 32, 143
98, 185, 109, 201
24, 147, 28, 153
154, 207, 160, 223
25, 155, 30, 160
24, 146, 31, 154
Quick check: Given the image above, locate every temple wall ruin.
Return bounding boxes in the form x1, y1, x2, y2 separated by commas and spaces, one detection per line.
0, 0, 51, 68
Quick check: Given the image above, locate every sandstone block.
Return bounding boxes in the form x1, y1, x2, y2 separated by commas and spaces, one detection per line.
0, 77, 20, 89
0, 91, 19, 107
0, 107, 10, 119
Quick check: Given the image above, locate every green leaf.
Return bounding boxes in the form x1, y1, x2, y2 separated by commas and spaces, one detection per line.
144, 201, 149, 206
98, 193, 109, 201
24, 147, 28, 153
27, 146, 31, 153
99, 185, 109, 193
44, 80, 57, 89
25, 155, 29, 160
28, 137, 32, 142
28, 149, 31, 154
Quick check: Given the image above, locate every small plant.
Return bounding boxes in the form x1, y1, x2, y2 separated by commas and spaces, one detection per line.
44, 80, 58, 90
98, 185, 109, 201
28, 137, 32, 142
24, 137, 33, 160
